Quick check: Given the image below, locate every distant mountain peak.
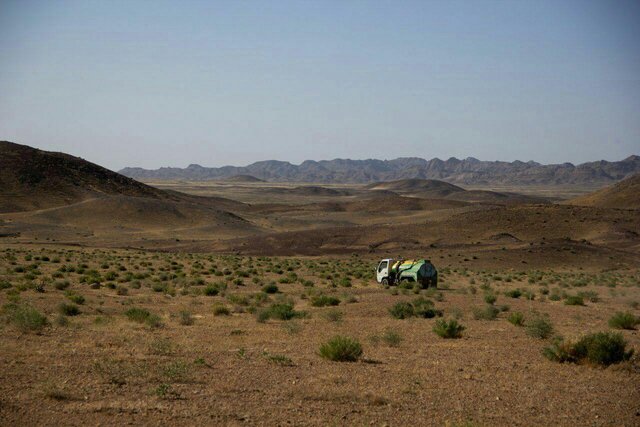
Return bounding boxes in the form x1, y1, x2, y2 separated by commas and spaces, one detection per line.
118, 154, 640, 186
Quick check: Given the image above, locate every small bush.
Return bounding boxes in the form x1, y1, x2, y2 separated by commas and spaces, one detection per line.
608, 312, 639, 330
3, 304, 49, 333
381, 329, 402, 347
319, 336, 363, 362
483, 294, 497, 305
472, 305, 499, 320
66, 293, 85, 305
58, 303, 80, 316
262, 283, 279, 294
577, 290, 599, 303
124, 307, 162, 328
413, 297, 442, 318
507, 311, 525, 326
125, 307, 151, 323
203, 284, 219, 296
322, 308, 344, 322
310, 294, 340, 307
564, 295, 584, 306
543, 332, 633, 366
525, 314, 554, 339
213, 304, 231, 316
179, 310, 194, 325
505, 289, 522, 299
389, 302, 414, 319
433, 318, 465, 339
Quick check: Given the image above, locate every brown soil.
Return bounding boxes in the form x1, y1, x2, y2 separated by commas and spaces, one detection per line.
0, 247, 638, 426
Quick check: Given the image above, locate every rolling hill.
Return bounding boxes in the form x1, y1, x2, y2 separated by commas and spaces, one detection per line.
0, 141, 256, 240
569, 173, 640, 209
0, 141, 165, 212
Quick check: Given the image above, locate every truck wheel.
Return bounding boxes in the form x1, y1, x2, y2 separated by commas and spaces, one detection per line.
381, 278, 389, 286
431, 276, 438, 289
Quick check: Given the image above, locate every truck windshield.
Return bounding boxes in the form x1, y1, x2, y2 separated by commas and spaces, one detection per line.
378, 261, 388, 272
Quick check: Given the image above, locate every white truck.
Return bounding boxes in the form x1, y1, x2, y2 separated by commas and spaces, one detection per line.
376, 258, 438, 288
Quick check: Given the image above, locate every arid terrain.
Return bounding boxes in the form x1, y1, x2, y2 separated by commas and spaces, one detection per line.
1, 141, 639, 426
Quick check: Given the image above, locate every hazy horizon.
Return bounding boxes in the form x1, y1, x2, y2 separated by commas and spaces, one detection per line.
1, 0, 639, 171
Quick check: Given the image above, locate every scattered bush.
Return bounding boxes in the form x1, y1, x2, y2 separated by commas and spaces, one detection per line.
179, 310, 194, 325
483, 293, 497, 305
322, 308, 344, 322
319, 336, 363, 362
262, 283, 279, 294
2, 303, 49, 333
413, 297, 442, 318
203, 284, 219, 296
124, 307, 162, 328
310, 294, 340, 307
507, 311, 525, 326
58, 303, 80, 316
125, 307, 151, 323
213, 304, 231, 316
564, 295, 584, 306
525, 314, 554, 339
608, 312, 639, 330
433, 318, 465, 339
381, 329, 402, 347
389, 302, 414, 319
504, 289, 522, 299
543, 332, 634, 366
66, 293, 85, 305
257, 303, 304, 321
472, 305, 499, 320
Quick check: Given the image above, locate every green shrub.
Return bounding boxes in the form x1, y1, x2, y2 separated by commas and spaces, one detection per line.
381, 329, 402, 347
125, 307, 151, 323
413, 297, 442, 318
433, 319, 465, 339
608, 312, 639, 330
319, 336, 363, 362
483, 293, 497, 305
3, 303, 49, 333
58, 303, 80, 316
504, 289, 522, 299
54, 281, 71, 290
124, 307, 162, 328
310, 294, 340, 307
472, 305, 499, 320
262, 283, 279, 294
389, 302, 414, 319
543, 332, 633, 366
213, 304, 231, 316
203, 284, 219, 296
564, 295, 584, 306
257, 303, 304, 321
66, 293, 85, 305
525, 314, 554, 339
322, 308, 344, 323
577, 290, 599, 303
179, 310, 194, 325
507, 311, 525, 326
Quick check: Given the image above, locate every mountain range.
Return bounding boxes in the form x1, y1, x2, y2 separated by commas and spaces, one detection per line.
119, 155, 640, 186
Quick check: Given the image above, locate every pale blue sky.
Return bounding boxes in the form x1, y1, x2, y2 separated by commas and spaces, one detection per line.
0, 0, 639, 170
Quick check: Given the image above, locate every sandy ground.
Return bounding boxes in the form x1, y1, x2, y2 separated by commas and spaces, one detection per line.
1, 247, 638, 426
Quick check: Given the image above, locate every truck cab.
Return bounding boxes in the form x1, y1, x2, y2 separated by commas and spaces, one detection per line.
376, 258, 393, 285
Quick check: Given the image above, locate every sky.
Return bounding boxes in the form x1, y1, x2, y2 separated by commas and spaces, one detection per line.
0, 0, 639, 171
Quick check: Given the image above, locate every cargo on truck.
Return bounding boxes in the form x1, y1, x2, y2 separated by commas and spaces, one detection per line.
375, 258, 438, 288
